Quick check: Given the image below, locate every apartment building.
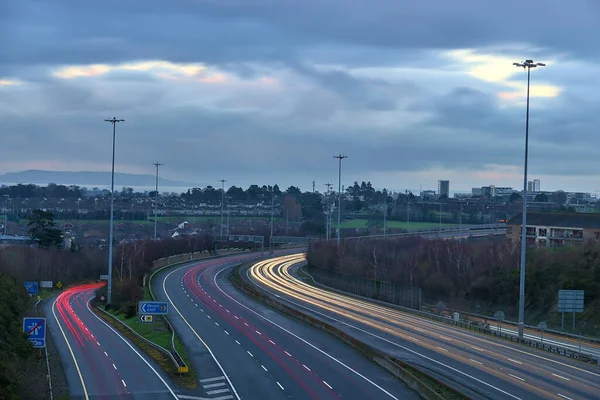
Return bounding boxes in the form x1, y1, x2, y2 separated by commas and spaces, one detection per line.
438, 180, 450, 197
506, 212, 600, 247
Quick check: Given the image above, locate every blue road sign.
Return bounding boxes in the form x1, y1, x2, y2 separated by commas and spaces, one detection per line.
24, 281, 39, 296
23, 317, 46, 348
138, 301, 168, 315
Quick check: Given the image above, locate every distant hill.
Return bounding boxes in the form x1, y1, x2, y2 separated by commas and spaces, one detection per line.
0, 170, 195, 188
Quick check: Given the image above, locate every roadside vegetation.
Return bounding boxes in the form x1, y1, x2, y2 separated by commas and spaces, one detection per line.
308, 237, 600, 336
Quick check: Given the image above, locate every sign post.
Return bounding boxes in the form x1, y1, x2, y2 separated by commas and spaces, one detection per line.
558, 290, 584, 331
24, 281, 39, 296
494, 311, 505, 335
538, 321, 547, 345
138, 301, 168, 315
23, 317, 46, 348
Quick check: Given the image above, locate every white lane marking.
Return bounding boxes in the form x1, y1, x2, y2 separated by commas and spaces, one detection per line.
52, 297, 90, 400
243, 322, 249, 326
207, 389, 230, 395
276, 382, 284, 390
235, 340, 241, 345
195, 304, 198, 307
303, 364, 311, 371
471, 346, 484, 352
240, 266, 521, 400
436, 346, 448, 352
121, 379, 127, 387
226, 309, 231, 313
200, 309, 205, 313
557, 394, 573, 400
408, 336, 420, 341
112, 363, 117, 370
255, 330, 262, 335
262, 365, 268, 371
552, 373, 570, 381
509, 374, 525, 382
284, 351, 292, 357
85, 298, 178, 399
207, 315, 212, 319
439, 336, 452, 341
247, 351, 254, 357
413, 327, 425, 333
215, 322, 219, 326
199, 376, 226, 383
323, 381, 333, 390
104, 351, 108, 357
469, 359, 483, 365
224, 330, 230, 335
163, 267, 241, 400
214, 268, 401, 400
508, 358, 522, 365
219, 304, 223, 307
203, 382, 227, 389
234, 316, 239, 319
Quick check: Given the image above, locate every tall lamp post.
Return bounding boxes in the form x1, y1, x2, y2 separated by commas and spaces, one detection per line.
104, 117, 124, 306
220, 179, 226, 237
513, 59, 546, 339
334, 154, 347, 246
324, 183, 333, 240
153, 162, 163, 240
269, 187, 275, 255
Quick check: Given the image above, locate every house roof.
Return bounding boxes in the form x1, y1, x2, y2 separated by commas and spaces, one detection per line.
508, 212, 600, 229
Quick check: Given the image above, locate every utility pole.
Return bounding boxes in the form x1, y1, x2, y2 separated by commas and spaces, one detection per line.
312, 180, 315, 193
270, 187, 274, 255
513, 59, 546, 339
334, 155, 347, 246
383, 205, 387, 237
153, 162, 163, 240
226, 196, 231, 235
220, 179, 226, 237
406, 190, 410, 227
324, 183, 333, 240
104, 117, 124, 306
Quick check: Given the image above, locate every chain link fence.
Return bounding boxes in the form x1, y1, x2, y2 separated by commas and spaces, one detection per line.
306, 264, 421, 310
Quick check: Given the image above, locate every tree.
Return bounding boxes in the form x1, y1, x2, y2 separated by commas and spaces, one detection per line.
533, 193, 549, 202
509, 192, 522, 203
553, 190, 567, 207
27, 209, 63, 248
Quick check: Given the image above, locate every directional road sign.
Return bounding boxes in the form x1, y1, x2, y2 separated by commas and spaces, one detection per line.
140, 315, 153, 323
138, 301, 168, 315
24, 281, 39, 296
23, 317, 46, 348
39, 281, 53, 289
558, 290, 584, 313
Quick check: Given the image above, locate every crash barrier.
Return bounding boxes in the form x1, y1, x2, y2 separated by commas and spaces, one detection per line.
300, 266, 598, 366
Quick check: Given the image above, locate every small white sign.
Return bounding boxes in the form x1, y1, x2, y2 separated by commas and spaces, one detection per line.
99, 274, 109, 281
39, 281, 53, 288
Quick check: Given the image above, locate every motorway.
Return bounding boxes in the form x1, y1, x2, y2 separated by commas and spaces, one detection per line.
46, 282, 178, 400
153, 251, 419, 400
248, 254, 600, 400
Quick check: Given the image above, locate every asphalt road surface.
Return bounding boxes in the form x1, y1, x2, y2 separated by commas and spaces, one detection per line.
153, 251, 418, 400
46, 282, 178, 400
247, 253, 600, 400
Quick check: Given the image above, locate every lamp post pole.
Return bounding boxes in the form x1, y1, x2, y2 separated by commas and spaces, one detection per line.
153, 162, 163, 240
104, 117, 124, 306
220, 179, 226, 237
513, 59, 546, 339
334, 155, 347, 246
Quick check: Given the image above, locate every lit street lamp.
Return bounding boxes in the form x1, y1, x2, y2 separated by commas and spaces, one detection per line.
334, 154, 347, 246
104, 117, 124, 306
513, 59, 546, 339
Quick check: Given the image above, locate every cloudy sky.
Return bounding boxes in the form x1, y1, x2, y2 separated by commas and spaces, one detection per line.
3, 1, 600, 194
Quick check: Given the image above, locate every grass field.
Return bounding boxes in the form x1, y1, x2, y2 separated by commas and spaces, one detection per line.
19, 215, 280, 225
335, 219, 459, 230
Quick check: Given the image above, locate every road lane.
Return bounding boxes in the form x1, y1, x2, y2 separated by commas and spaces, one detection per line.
247, 254, 600, 400
47, 283, 178, 400
155, 253, 418, 400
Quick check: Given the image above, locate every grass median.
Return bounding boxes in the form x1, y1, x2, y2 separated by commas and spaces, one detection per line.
93, 298, 197, 389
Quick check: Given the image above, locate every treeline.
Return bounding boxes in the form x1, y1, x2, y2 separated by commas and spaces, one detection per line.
307, 238, 600, 331
0, 273, 39, 399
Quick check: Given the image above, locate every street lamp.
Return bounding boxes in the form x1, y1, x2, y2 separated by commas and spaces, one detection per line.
323, 183, 333, 240
104, 117, 124, 306
153, 162, 163, 240
334, 154, 347, 246
220, 179, 226, 237
270, 187, 275, 255
513, 59, 546, 339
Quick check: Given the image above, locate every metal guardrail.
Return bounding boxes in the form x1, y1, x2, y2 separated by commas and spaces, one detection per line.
341, 223, 506, 241
94, 304, 181, 369
299, 266, 598, 365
